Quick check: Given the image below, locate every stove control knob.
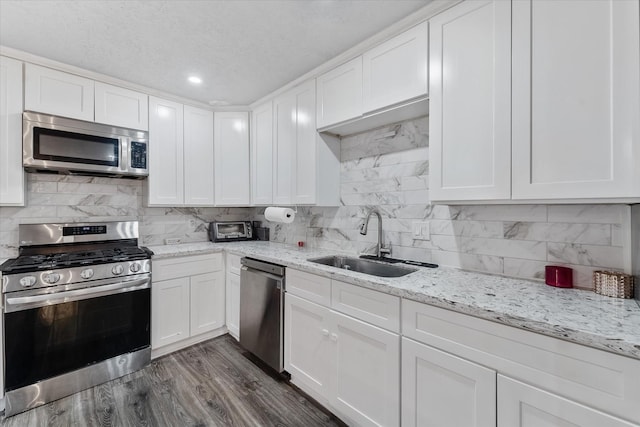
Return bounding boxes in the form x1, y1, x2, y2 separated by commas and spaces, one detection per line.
81, 268, 94, 280
44, 273, 61, 284
129, 262, 141, 273
111, 264, 124, 275
20, 276, 37, 288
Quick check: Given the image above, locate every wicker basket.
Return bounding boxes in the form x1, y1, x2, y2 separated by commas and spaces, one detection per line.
593, 271, 635, 298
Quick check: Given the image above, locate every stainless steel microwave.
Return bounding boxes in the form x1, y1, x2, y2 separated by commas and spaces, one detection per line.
23, 112, 149, 178
209, 221, 253, 242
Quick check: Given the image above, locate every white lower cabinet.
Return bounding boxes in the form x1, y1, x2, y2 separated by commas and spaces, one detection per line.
190, 272, 225, 335
152, 277, 190, 348
225, 253, 241, 340
331, 311, 399, 427
284, 269, 640, 426
151, 254, 225, 357
285, 293, 332, 400
285, 271, 400, 427
497, 375, 636, 427
401, 337, 496, 427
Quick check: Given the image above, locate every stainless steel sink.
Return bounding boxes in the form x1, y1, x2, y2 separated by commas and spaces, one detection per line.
307, 256, 417, 278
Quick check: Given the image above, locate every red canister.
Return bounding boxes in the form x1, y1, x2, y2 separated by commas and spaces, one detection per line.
545, 266, 573, 288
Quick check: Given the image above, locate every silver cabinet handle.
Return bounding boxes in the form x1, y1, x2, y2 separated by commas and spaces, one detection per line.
4, 278, 150, 313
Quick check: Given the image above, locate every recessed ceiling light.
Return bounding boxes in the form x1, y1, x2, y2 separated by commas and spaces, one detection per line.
188, 75, 202, 85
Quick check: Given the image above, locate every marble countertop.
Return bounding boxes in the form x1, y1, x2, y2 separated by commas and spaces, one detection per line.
148, 241, 640, 360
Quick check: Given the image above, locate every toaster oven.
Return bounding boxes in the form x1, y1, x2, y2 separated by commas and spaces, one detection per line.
209, 221, 253, 242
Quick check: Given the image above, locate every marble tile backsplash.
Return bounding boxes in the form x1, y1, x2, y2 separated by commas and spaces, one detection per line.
256, 116, 630, 289
0, 173, 252, 260
0, 116, 631, 290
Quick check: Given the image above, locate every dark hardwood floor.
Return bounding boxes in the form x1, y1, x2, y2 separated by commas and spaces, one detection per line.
1, 335, 343, 427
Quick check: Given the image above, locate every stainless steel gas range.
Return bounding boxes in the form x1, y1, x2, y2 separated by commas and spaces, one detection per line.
0, 221, 152, 416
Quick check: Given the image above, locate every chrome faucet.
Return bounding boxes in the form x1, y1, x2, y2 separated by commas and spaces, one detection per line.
360, 209, 391, 258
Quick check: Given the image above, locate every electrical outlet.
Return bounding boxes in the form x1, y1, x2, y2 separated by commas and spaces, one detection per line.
412, 221, 430, 240
165, 238, 181, 245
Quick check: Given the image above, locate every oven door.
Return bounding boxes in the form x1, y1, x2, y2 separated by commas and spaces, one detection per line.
3, 278, 150, 392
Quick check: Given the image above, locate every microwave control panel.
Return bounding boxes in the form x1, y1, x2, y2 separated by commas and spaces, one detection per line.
130, 141, 147, 169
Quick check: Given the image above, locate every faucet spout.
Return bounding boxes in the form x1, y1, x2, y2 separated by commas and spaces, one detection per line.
360, 209, 390, 258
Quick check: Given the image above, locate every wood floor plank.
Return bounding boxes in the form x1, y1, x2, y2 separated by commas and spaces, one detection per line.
1, 334, 343, 427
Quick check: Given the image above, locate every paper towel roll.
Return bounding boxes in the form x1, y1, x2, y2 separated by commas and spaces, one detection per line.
264, 207, 295, 224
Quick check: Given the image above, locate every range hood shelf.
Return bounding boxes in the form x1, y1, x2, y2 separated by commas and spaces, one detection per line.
318, 96, 428, 138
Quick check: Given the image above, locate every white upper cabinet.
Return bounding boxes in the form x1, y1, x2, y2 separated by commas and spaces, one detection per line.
25, 64, 150, 131
148, 100, 217, 207
214, 112, 250, 206
0, 56, 24, 206
25, 63, 94, 122
316, 57, 363, 129
363, 21, 429, 113
251, 101, 274, 205
429, 0, 512, 202
512, 0, 640, 200
184, 106, 214, 206
148, 97, 184, 206
94, 82, 148, 130
273, 87, 297, 205
293, 80, 318, 205
273, 79, 340, 206
430, 0, 640, 203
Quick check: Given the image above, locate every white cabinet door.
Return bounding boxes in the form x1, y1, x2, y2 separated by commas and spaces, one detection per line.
316, 57, 363, 128
285, 293, 332, 402
293, 79, 318, 205
94, 82, 148, 130
184, 106, 214, 206
429, 0, 511, 202
152, 277, 190, 349
498, 375, 636, 427
363, 21, 428, 113
25, 63, 94, 121
512, 0, 640, 200
251, 101, 273, 205
330, 310, 400, 427
402, 337, 496, 427
273, 89, 296, 205
190, 272, 225, 336
0, 281, 3, 401
225, 271, 240, 340
0, 56, 24, 206
148, 97, 184, 206
214, 112, 250, 206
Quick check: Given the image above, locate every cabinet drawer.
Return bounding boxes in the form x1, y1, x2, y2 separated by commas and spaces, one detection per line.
402, 300, 640, 424
331, 280, 400, 332
286, 268, 331, 307
226, 253, 242, 276
153, 253, 222, 281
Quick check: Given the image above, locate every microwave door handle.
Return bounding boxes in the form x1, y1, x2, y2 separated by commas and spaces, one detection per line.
4, 278, 150, 313
121, 138, 129, 172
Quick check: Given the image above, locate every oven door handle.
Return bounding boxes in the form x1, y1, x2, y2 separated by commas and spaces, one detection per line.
4, 278, 150, 313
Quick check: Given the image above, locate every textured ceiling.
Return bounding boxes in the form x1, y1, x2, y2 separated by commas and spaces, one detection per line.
0, 0, 431, 106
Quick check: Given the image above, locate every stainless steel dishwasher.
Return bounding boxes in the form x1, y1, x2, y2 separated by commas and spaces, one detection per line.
239, 257, 285, 373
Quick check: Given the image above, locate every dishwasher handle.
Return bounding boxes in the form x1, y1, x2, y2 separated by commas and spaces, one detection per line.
240, 257, 285, 277
241, 265, 284, 288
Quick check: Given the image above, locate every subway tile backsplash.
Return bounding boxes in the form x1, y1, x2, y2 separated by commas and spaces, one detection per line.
256, 116, 631, 289
0, 115, 631, 289
0, 173, 252, 259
